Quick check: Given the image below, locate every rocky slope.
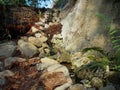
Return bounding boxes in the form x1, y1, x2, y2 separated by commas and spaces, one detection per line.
0, 4, 120, 90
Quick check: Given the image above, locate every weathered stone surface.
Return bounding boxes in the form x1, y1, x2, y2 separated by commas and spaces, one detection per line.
4, 58, 42, 90
0, 70, 14, 78
34, 33, 48, 43
87, 88, 96, 90
31, 26, 39, 33
68, 84, 85, 90
40, 71, 67, 90
91, 77, 103, 88
61, 0, 113, 54
47, 64, 69, 77
18, 39, 38, 58
51, 34, 63, 46
0, 42, 16, 58
28, 36, 42, 47
4, 57, 26, 67
0, 61, 4, 71
72, 57, 91, 68
36, 57, 59, 71
36, 57, 72, 90
0, 77, 5, 86
0, 5, 39, 38
99, 84, 116, 90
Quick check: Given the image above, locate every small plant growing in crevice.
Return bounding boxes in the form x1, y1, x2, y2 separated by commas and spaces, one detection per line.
109, 25, 120, 71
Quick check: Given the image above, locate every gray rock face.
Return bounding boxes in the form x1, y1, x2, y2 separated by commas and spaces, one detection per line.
0, 70, 14, 78
18, 39, 38, 58
61, 0, 113, 54
99, 85, 116, 90
0, 77, 5, 86
68, 84, 86, 90
4, 57, 26, 67
0, 42, 16, 58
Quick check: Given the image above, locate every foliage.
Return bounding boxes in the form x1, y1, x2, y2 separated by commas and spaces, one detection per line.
96, 13, 111, 30
110, 26, 120, 71
78, 57, 109, 71
0, 0, 52, 8
0, 0, 26, 5
96, 13, 120, 71
82, 47, 106, 56
77, 48, 109, 72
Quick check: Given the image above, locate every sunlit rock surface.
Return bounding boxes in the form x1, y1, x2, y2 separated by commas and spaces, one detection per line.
61, 0, 113, 54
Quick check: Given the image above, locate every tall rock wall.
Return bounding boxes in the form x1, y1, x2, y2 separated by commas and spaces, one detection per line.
61, 0, 114, 54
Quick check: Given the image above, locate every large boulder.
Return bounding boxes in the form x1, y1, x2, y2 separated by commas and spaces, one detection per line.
0, 41, 16, 58
0, 5, 39, 38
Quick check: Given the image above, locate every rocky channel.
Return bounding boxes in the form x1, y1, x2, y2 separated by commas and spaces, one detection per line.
0, 6, 120, 90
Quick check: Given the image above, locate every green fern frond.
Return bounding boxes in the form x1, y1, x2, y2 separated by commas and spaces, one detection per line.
110, 30, 117, 35
82, 47, 106, 55
112, 39, 120, 44
113, 45, 120, 49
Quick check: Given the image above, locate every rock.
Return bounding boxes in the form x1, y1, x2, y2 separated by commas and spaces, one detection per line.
72, 57, 91, 68
0, 61, 4, 71
28, 36, 42, 47
99, 84, 116, 90
57, 48, 71, 63
44, 24, 50, 29
68, 84, 85, 90
35, 22, 44, 26
42, 43, 49, 48
0, 42, 16, 58
0, 70, 14, 78
0, 77, 5, 86
0, 41, 16, 46
34, 33, 47, 43
36, 57, 59, 71
61, 0, 113, 54
39, 48, 50, 58
51, 34, 63, 46
40, 18, 46, 23
20, 36, 28, 41
39, 49, 45, 58
4, 57, 26, 67
71, 52, 83, 60
18, 39, 38, 58
31, 26, 39, 33
91, 77, 103, 88
36, 57, 72, 90
0, 5, 39, 38
86, 88, 96, 90
39, 36, 48, 43
35, 33, 42, 38
47, 64, 69, 77
80, 79, 92, 88
40, 71, 67, 90
46, 63, 72, 90
44, 48, 50, 54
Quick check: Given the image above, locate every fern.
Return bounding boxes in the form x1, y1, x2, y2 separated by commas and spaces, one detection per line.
82, 47, 106, 56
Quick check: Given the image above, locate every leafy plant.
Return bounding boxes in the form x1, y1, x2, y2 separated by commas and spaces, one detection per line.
82, 47, 106, 56
109, 26, 120, 71
77, 48, 109, 72
96, 13, 120, 71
